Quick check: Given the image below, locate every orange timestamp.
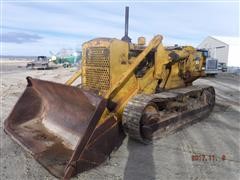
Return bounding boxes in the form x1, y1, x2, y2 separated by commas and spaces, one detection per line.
192, 154, 226, 161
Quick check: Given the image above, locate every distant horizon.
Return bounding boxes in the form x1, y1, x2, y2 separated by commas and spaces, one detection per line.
1, 54, 78, 57
3, 34, 240, 57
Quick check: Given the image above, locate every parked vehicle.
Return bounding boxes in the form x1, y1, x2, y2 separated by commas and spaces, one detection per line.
199, 49, 218, 76
26, 56, 49, 70
218, 62, 227, 72
205, 57, 218, 76
49, 50, 81, 68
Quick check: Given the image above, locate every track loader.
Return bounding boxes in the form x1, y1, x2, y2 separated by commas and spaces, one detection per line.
4, 7, 215, 179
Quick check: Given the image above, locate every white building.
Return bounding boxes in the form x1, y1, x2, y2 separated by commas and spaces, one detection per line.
198, 36, 240, 67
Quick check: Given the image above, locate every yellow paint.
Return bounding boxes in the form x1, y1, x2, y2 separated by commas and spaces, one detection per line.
65, 69, 82, 85
67, 35, 206, 125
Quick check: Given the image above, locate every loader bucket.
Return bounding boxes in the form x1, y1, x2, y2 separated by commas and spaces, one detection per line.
4, 77, 125, 179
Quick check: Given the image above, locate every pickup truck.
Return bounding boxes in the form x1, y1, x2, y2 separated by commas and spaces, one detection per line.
26, 56, 49, 69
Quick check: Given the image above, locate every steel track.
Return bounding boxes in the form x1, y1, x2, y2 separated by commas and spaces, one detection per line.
122, 85, 215, 144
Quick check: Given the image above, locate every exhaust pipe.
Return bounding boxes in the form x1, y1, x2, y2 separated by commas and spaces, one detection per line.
121, 6, 131, 43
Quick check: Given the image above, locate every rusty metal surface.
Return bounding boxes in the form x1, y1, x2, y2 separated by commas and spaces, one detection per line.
123, 86, 215, 143
65, 115, 125, 178
3, 77, 126, 179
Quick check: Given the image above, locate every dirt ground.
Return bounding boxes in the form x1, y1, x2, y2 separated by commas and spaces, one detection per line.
1, 61, 240, 180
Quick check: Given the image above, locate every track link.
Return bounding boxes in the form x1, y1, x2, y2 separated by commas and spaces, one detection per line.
122, 85, 215, 144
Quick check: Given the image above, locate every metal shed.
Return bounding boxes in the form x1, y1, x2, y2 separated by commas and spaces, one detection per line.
198, 36, 240, 67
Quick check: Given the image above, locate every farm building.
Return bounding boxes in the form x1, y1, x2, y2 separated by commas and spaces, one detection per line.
198, 36, 240, 67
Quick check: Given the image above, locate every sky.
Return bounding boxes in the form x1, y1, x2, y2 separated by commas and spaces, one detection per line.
1, 1, 239, 56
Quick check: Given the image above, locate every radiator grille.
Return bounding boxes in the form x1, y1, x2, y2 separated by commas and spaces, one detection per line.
206, 59, 218, 70
83, 47, 110, 93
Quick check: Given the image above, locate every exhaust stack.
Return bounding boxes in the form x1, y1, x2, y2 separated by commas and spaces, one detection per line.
121, 6, 131, 43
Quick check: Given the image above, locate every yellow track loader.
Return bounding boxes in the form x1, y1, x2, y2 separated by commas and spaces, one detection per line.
4, 7, 215, 179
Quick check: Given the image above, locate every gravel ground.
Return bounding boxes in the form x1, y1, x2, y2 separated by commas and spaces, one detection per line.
1, 61, 239, 180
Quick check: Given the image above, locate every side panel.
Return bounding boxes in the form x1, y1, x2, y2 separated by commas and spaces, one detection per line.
154, 46, 206, 89
109, 39, 130, 87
